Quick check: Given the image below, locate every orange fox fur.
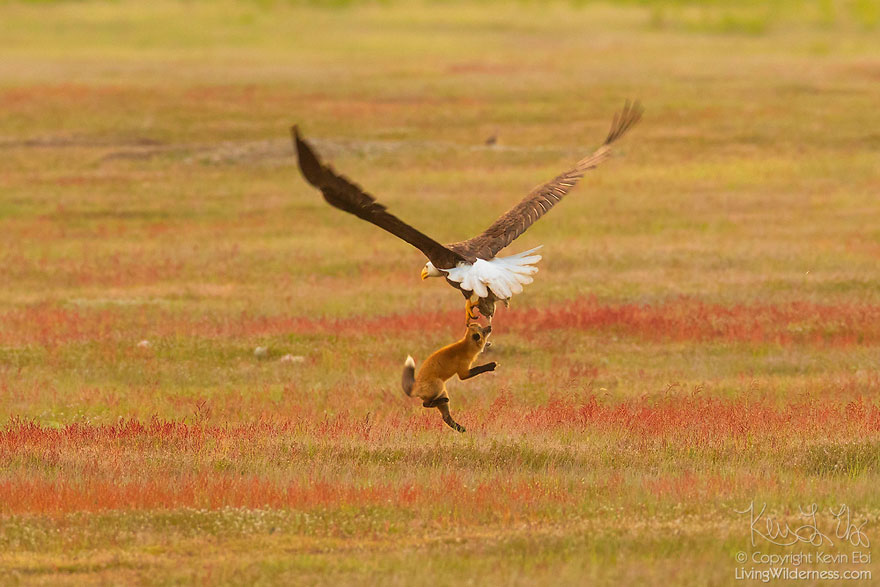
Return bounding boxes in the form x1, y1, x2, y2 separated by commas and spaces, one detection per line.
401, 323, 496, 432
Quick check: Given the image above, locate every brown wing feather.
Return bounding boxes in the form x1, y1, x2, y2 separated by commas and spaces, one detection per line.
447, 100, 643, 260
292, 127, 466, 269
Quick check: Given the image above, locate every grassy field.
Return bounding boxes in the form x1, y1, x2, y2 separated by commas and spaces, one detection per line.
1, 1, 880, 584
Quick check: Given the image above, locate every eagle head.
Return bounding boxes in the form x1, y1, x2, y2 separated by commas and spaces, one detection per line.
421, 262, 444, 280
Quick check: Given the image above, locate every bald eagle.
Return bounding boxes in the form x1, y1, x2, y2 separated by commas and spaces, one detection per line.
292, 100, 642, 323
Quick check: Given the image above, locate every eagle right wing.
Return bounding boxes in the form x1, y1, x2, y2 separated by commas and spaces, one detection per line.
292, 127, 467, 270
447, 100, 643, 261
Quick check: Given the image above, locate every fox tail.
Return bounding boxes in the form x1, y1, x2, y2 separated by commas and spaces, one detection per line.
402, 356, 416, 396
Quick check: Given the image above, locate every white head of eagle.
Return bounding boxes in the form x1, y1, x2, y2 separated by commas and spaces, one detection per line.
421, 261, 445, 280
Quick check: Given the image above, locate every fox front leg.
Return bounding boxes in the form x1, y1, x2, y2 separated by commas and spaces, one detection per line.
458, 362, 497, 380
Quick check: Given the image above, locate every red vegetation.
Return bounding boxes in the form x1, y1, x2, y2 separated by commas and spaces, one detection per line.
529, 394, 880, 441
2, 297, 880, 347
0, 395, 877, 515
513, 297, 880, 345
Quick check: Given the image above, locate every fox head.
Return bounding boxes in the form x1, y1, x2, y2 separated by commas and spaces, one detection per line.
465, 323, 491, 349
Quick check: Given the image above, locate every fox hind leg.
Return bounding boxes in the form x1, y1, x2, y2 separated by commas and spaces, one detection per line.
423, 396, 465, 433
437, 402, 466, 433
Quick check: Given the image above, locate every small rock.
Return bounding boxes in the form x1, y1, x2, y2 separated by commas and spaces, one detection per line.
254, 346, 268, 358
136, 340, 151, 349
279, 354, 306, 364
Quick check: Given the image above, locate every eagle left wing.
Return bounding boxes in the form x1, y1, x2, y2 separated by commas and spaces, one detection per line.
447, 100, 643, 261
292, 127, 467, 270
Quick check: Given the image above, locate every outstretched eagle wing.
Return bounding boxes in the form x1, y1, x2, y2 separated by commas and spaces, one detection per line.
447, 100, 643, 261
292, 127, 467, 269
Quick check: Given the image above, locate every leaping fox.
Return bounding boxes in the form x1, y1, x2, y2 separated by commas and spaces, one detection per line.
402, 323, 496, 432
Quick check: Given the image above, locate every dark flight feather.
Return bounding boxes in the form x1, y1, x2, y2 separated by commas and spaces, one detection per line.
446, 100, 643, 260
292, 100, 642, 267
292, 127, 466, 269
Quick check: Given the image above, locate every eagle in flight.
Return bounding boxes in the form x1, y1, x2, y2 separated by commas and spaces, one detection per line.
292, 100, 642, 324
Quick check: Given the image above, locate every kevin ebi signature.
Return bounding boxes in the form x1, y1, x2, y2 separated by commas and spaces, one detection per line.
735, 502, 870, 548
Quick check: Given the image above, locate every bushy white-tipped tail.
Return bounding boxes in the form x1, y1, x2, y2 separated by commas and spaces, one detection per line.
402, 355, 416, 396
445, 246, 543, 299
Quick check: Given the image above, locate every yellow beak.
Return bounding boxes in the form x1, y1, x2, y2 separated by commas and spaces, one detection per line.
420, 268, 429, 280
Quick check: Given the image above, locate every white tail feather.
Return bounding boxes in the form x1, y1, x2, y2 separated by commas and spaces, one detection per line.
445, 246, 543, 300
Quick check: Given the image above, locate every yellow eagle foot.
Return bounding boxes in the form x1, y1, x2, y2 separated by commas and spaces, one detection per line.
465, 298, 480, 323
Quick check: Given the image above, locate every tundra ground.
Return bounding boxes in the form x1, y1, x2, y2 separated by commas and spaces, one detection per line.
1, 1, 879, 584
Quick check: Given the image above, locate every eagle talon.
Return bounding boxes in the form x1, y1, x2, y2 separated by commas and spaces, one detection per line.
465, 299, 481, 323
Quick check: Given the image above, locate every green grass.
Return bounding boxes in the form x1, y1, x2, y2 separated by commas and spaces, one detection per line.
1, 0, 880, 584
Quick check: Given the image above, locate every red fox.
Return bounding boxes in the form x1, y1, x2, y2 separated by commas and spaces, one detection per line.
401, 323, 496, 432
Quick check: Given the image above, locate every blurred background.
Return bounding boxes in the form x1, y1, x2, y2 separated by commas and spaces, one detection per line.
2, 0, 878, 320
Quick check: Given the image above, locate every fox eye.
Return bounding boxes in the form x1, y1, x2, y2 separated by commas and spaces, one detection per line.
472, 333, 480, 341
